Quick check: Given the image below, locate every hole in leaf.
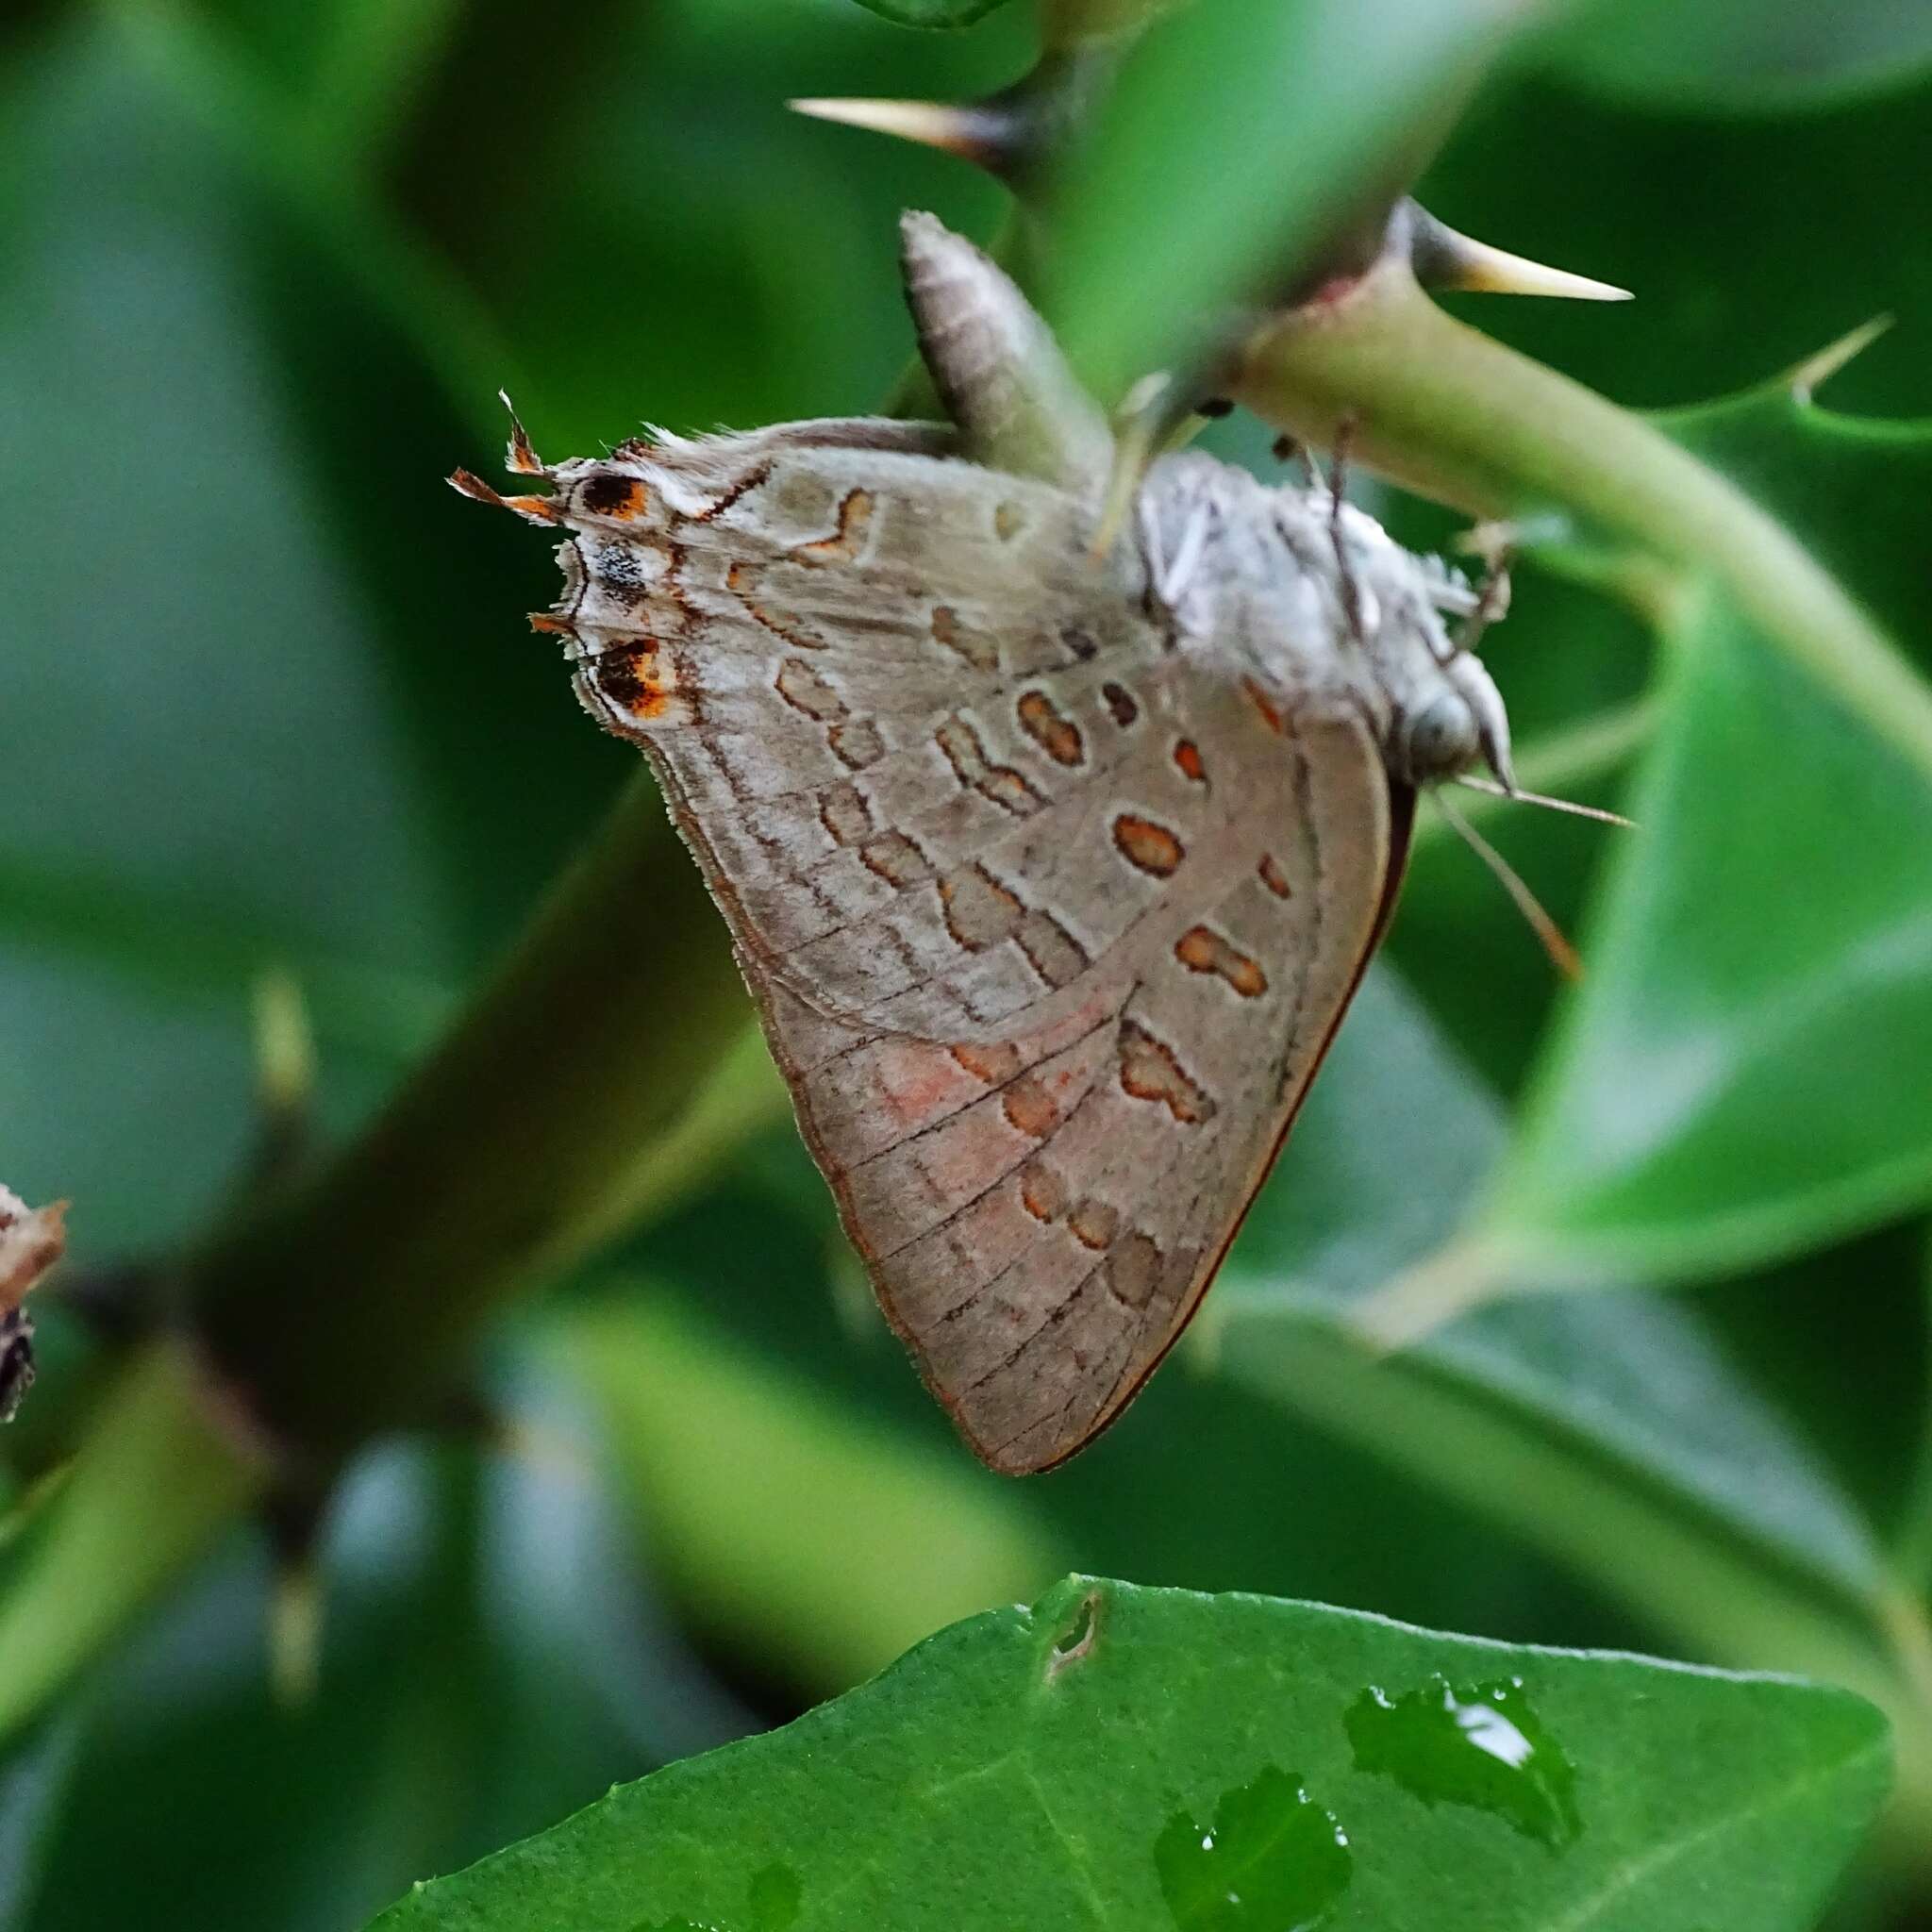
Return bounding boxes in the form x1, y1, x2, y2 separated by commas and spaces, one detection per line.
1047, 1589, 1103, 1679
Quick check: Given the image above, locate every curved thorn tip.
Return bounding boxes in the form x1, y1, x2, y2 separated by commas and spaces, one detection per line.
1410, 208, 1631, 303
1788, 314, 1893, 403
789, 95, 1012, 171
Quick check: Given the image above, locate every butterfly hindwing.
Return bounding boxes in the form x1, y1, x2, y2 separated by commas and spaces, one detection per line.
739, 706, 1406, 1473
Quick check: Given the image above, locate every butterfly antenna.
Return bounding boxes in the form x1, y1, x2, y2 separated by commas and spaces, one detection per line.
1453, 774, 1638, 829
1433, 789, 1583, 981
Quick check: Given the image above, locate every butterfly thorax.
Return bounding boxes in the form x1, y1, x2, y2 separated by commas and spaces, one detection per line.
1136, 452, 1512, 793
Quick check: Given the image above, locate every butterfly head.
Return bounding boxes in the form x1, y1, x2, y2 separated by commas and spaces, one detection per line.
1307, 495, 1517, 793
1393, 646, 1514, 792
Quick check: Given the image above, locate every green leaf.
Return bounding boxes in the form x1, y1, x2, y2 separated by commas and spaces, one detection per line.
1043, 0, 1550, 401
1415, 68, 1932, 425
1223, 972, 1890, 1617
365, 1578, 1890, 1931
1540, 0, 1932, 109
1487, 393, 1932, 1279
1204, 969, 1932, 1827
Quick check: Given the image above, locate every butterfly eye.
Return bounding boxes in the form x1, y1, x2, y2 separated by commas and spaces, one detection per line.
1400, 693, 1479, 781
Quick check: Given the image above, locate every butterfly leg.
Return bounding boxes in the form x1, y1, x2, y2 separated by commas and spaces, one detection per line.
1154, 500, 1213, 608
1325, 413, 1366, 644
1272, 432, 1319, 488
1091, 369, 1183, 564
1448, 552, 1513, 661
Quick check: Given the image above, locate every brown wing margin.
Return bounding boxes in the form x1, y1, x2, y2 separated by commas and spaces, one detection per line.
1014, 777, 1420, 1473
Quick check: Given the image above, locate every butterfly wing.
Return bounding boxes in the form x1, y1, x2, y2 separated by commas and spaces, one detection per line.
750, 703, 1409, 1474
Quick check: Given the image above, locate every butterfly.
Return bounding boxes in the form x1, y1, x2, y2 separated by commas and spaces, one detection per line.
453, 213, 1515, 1474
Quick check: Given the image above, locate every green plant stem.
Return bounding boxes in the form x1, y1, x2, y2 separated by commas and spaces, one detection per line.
0, 1342, 266, 1740
1234, 264, 1932, 783
0, 780, 748, 1753
191, 774, 747, 1469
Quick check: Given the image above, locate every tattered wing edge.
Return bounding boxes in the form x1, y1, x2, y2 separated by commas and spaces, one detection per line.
0, 1186, 66, 1321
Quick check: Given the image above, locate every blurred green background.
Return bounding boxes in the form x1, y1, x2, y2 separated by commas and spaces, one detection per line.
3, 1, 1931, 1926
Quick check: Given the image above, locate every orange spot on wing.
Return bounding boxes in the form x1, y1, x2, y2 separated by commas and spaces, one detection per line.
1017, 691, 1086, 767
1019, 1158, 1068, 1223
793, 489, 874, 565
860, 830, 934, 888
939, 864, 1025, 950
1175, 925, 1269, 997
930, 605, 1000, 672
1112, 814, 1184, 877
1173, 739, 1208, 783
1118, 1020, 1216, 1124
591, 642, 671, 720
1002, 1075, 1059, 1140
952, 1042, 1022, 1085
1068, 1198, 1119, 1251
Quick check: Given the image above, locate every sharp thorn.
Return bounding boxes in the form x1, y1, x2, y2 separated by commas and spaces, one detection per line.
1407, 204, 1631, 303
1787, 314, 1893, 403
789, 95, 1020, 175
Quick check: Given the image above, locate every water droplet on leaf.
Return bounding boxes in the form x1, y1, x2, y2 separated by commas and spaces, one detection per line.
1156, 1765, 1353, 1928
1346, 1674, 1581, 1848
